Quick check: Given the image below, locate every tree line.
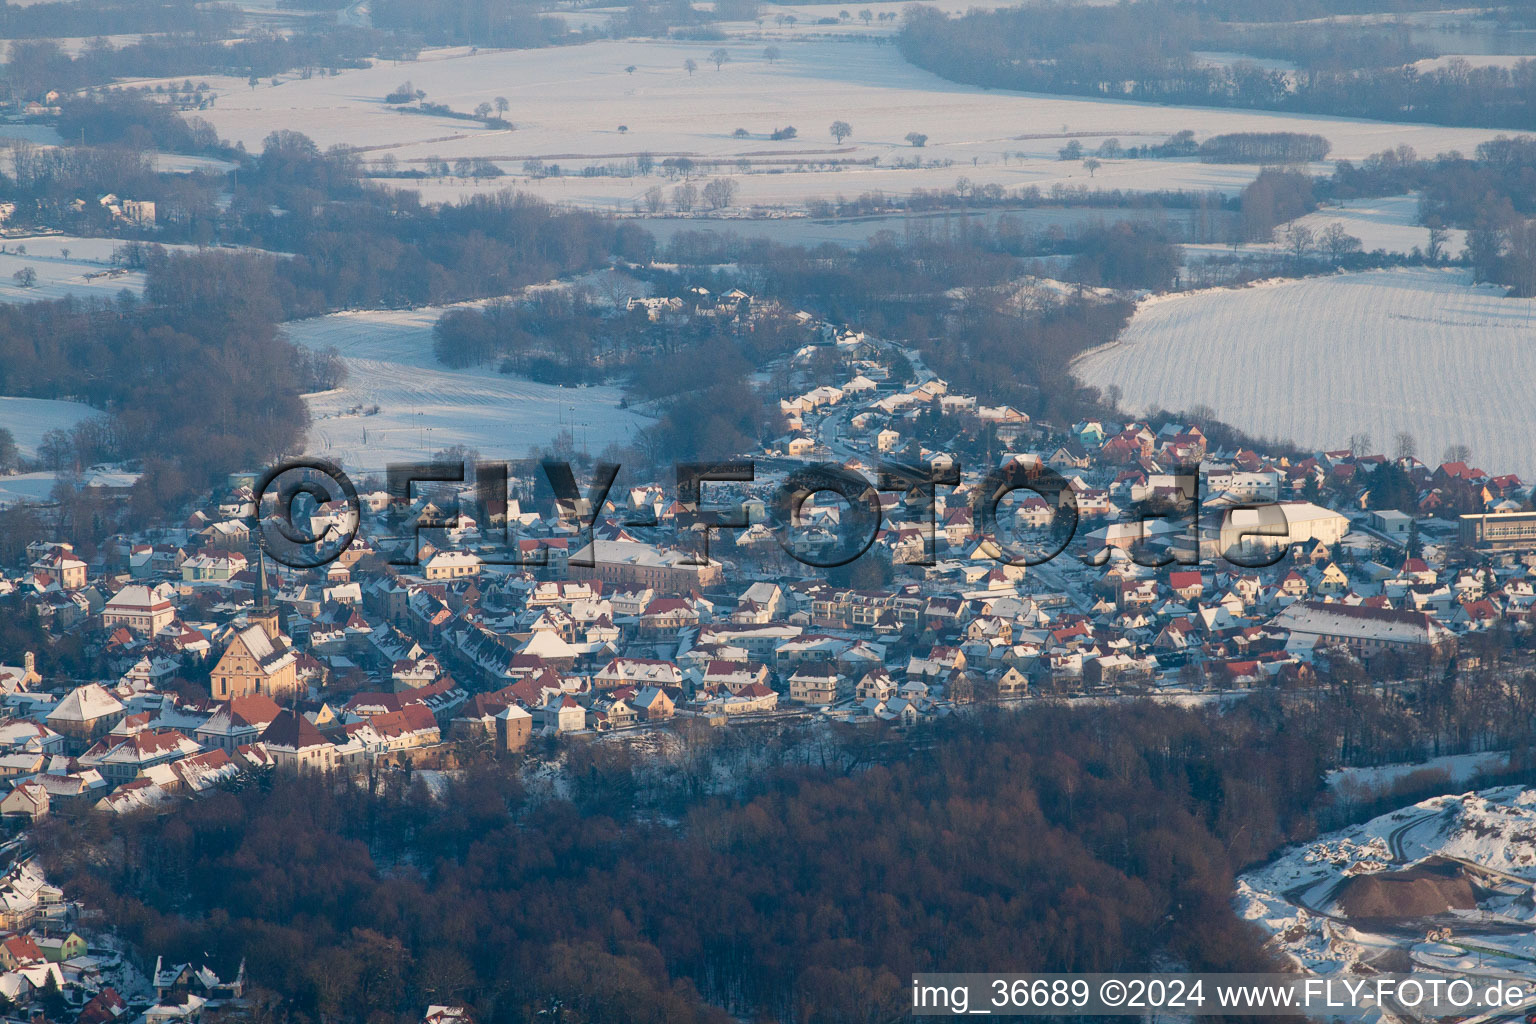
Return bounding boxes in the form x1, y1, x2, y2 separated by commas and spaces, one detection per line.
898, 2, 1536, 131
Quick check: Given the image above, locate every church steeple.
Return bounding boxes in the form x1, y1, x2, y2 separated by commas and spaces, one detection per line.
254, 545, 270, 608
250, 546, 281, 639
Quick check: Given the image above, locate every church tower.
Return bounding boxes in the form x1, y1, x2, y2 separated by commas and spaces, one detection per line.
249, 547, 281, 639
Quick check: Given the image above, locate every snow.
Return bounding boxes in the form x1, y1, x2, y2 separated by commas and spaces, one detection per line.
146, 38, 1517, 211
0, 235, 147, 304
0, 397, 96, 457
1278, 194, 1467, 257
0, 472, 63, 508
638, 204, 1198, 248
1073, 267, 1536, 477
284, 305, 647, 476
1327, 751, 1511, 795
1238, 786, 1536, 977
1190, 50, 1297, 72
1410, 53, 1536, 72
0, 123, 63, 147
153, 153, 238, 175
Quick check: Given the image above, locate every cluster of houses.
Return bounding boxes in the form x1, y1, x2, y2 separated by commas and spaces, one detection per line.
0, 854, 167, 1019
2, 314, 1535, 827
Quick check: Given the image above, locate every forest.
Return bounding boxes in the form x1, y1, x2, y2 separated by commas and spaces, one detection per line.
2, 30, 381, 99
38, 702, 1332, 1024
898, 2, 1536, 130
0, 0, 240, 39
1320, 136, 1536, 293
35, 649, 1536, 1024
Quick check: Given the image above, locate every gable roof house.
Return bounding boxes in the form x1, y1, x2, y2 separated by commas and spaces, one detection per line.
260, 710, 338, 772
45, 684, 127, 747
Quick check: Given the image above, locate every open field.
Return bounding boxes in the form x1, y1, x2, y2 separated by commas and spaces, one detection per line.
0, 396, 95, 457
0, 472, 63, 508
637, 204, 1218, 247
138, 37, 1516, 212
1274, 194, 1467, 257
1181, 192, 1467, 264
284, 306, 646, 476
1073, 268, 1536, 477
0, 235, 148, 304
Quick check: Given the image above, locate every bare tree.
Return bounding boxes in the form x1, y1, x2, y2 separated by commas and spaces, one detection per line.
762, 45, 781, 63
494, 96, 509, 114
1393, 431, 1417, 460
1349, 432, 1373, 458
709, 48, 729, 70
1282, 223, 1315, 258
702, 177, 737, 210
684, 58, 697, 76
672, 182, 698, 212
1319, 222, 1363, 263
1082, 157, 1101, 177
474, 101, 494, 119
1096, 138, 1122, 158
0, 427, 17, 474
1426, 224, 1449, 263
624, 65, 636, 75
1504, 217, 1536, 297
11, 267, 36, 288
643, 186, 665, 213
904, 132, 927, 148
1443, 443, 1473, 465
829, 120, 853, 144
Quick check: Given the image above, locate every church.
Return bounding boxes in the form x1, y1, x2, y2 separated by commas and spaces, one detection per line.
210, 552, 299, 703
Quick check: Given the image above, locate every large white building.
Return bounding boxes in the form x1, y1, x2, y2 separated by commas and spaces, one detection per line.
1273, 601, 1456, 657
101, 585, 176, 636
1202, 502, 1349, 562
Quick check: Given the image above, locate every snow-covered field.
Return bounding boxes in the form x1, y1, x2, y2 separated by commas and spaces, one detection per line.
0, 396, 95, 457
1182, 193, 1467, 263
1278, 194, 1467, 257
284, 306, 647, 476
0, 472, 63, 508
1236, 787, 1536, 976
0, 236, 147, 304
638, 204, 1200, 247
137, 38, 1515, 212
1328, 751, 1511, 795
1073, 268, 1536, 477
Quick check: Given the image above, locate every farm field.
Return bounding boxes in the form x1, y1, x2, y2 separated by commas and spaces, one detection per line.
1181, 193, 1468, 264
0, 396, 96, 458
0, 472, 64, 508
144, 37, 1516, 212
0, 236, 148, 304
1327, 751, 1511, 796
1072, 267, 1536, 477
1271, 193, 1466, 257
284, 306, 646, 476
637, 204, 1214, 248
